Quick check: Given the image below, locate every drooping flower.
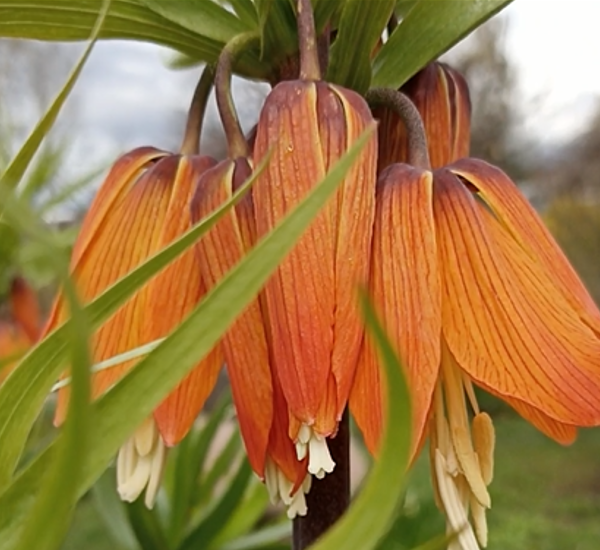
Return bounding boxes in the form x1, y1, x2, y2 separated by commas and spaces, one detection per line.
352, 63, 600, 549
0, 277, 41, 383
251, 79, 377, 486
42, 148, 222, 507
375, 61, 471, 171
190, 76, 377, 516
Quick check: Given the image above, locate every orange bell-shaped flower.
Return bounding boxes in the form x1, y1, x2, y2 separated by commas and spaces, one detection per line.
0, 277, 41, 383
43, 148, 222, 507
353, 67, 600, 550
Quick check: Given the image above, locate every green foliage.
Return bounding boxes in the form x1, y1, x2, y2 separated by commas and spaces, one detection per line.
544, 198, 600, 304
372, 0, 513, 89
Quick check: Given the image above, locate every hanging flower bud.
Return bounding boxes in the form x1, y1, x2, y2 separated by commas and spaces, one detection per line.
376, 62, 471, 170
0, 277, 41, 383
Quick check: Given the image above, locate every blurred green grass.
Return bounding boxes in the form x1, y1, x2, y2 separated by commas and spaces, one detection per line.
59, 412, 600, 550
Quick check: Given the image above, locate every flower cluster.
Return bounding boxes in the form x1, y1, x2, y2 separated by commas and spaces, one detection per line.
41, 10, 600, 550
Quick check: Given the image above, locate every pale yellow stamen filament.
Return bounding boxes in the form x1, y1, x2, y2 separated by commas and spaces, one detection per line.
295, 423, 335, 479
264, 458, 312, 519
116, 417, 167, 508
430, 343, 496, 549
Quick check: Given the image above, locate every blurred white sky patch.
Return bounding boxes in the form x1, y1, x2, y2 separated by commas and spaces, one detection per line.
507, 0, 600, 144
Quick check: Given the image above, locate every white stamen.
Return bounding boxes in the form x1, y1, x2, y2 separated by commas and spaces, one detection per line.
263, 458, 312, 519
116, 418, 167, 508
297, 425, 335, 478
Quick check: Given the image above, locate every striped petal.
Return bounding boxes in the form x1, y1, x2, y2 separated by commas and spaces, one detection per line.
434, 168, 600, 427
191, 158, 273, 476
327, 84, 377, 425
449, 158, 600, 334
47, 155, 185, 423
141, 155, 222, 446
350, 164, 440, 456
252, 80, 336, 430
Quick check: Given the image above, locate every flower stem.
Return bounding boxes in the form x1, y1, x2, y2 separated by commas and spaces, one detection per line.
366, 88, 431, 170
180, 64, 214, 155
216, 32, 260, 158
292, 410, 350, 549
297, 0, 321, 81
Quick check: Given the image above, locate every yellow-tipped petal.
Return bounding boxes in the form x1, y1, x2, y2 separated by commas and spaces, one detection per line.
191, 158, 273, 477
450, 158, 600, 334
351, 164, 440, 457
434, 169, 600, 427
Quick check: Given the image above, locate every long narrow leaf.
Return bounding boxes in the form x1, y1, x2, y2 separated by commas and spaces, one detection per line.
327, 0, 395, 93
0, 124, 375, 548
0, 0, 266, 78
309, 291, 412, 550
0, 0, 108, 194
372, 0, 513, 89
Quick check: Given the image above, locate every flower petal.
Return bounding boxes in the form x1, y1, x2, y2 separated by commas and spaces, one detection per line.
191, 158, 273, 476
328, 84, 377, 424
48, 155, 182, 424
435, 169, 600, 427
351, 164, 440, 456
142, 155, 222, 446
253, 80, 335, 428
450, 158, 600, 334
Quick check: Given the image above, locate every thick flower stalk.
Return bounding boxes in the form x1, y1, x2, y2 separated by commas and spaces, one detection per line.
0, 277, 41, 383
43, 72, 222, 508
354, 65, 600, 550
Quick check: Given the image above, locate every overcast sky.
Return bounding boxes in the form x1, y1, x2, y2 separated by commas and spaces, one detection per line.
12, 0, 600, 203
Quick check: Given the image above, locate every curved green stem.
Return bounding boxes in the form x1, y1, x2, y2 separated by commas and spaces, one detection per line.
297, 0, 320, 81
216, 32, 260, 159
180, 64, 215, 156
366, 88, 431, 170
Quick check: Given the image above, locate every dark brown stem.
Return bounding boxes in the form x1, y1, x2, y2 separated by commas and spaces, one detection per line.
297, 0, 320, 80
292, 410, 350, 549
317, 25, 330, 77
180, 64, 214, 155
366, 88, 431, 169
216, 32, 259, 158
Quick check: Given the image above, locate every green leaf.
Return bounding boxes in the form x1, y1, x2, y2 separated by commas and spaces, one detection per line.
165, 396, 232, 546
219, 522, 291, 550
14, 278, 91, 550
126, 499, 170, 550
0, 124, 375, 548
327, 0, 395, 93
372, 0, 514, 89
207, 479, 271, 549
140, 0, 251, 42
309, 290, 412, 550
227, 0, 259, 28
92, 469, 140, 550
313, 0, 344, 34
0, 161, 261, 493
0, 0, 106, 194
180, 459, 253, 550
0, 0, 266, 78
255, 0, 297, 64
